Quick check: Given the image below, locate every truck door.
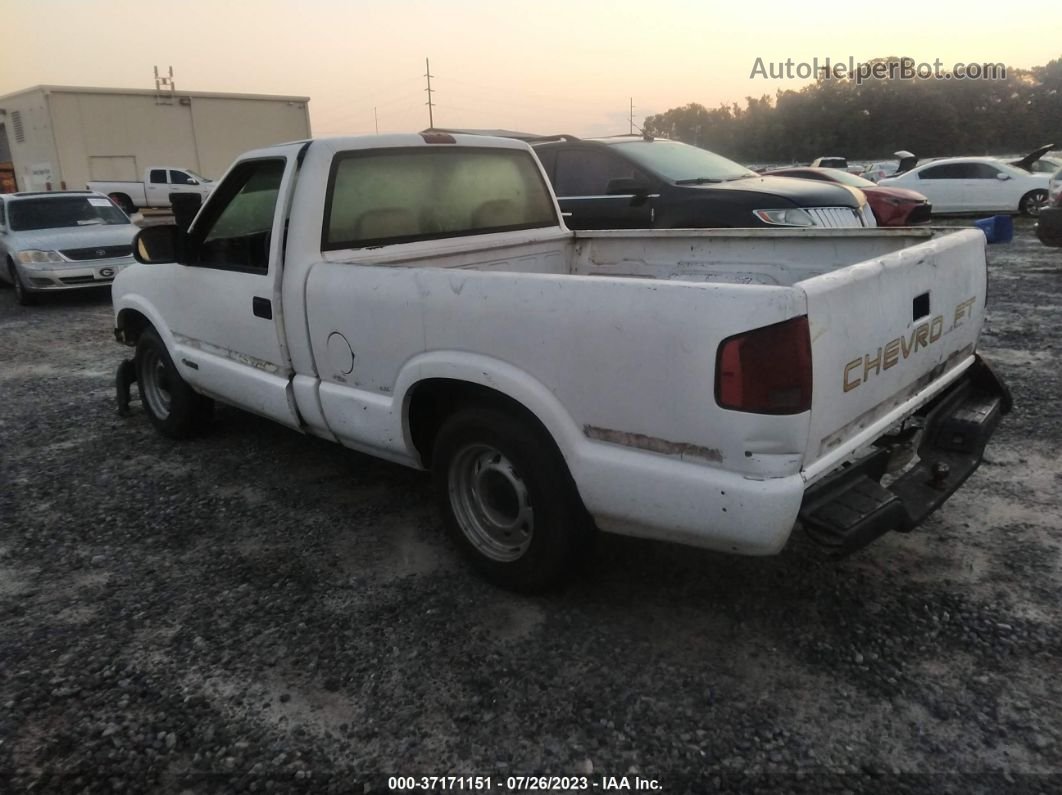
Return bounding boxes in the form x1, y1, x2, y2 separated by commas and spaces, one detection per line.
164, 149, 303, 429
145, 168, 170, 206
167, 169, 207, 200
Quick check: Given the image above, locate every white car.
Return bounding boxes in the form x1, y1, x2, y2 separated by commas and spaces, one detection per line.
879, 157, 1051, 216
0, 191, 137, 305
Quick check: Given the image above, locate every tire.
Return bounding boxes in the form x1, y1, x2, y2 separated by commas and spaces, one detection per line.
9, 261, 37, 306
134, 327, 213, 438
1019, 189, 1048, 217
109, 193, 136, 215
431, 406, 592, 591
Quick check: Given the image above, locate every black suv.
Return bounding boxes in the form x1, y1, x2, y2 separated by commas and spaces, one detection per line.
531, 136, 871, 230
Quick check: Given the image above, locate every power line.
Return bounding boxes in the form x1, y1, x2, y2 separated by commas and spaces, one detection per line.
324, 89, 425, 125
435, 75, 619, 109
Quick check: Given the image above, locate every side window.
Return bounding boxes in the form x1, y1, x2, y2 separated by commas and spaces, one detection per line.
917, 162, 981, 179
323, 148, 557, 249
969, 163, 1003, 179
553, 149, 643, 196
193, 158, 285, 273
169, 170, 194, 185
149, 169, 167, 184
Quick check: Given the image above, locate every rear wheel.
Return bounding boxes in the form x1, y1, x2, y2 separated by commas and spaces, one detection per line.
8, 261, 36, 306
1020, 189, 1048, 217
109, 192, 136, 214
134, 327, 213, 438
432, 407, 592, 591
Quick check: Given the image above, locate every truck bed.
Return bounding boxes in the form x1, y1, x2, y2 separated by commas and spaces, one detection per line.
308, 224, 985, 488
325, 226, 939, 284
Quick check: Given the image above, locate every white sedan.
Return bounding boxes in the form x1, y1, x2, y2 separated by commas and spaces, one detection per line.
879, 157, 1050, 216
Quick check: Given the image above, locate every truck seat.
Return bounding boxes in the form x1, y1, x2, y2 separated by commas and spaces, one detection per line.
353, 207, 418, 241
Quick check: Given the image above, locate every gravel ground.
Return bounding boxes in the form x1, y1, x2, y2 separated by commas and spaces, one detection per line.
1, 218, 1060, 794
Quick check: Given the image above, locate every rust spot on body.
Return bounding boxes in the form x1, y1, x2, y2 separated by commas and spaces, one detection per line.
584, 425, 723, 463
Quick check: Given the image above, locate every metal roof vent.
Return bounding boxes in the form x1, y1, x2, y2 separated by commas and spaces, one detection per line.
12, 110, 24, 143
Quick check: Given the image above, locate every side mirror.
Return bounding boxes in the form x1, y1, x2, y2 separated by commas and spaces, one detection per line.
607, 177, 650, 196
996, 173, 1011, 181
134, 225, 181, 264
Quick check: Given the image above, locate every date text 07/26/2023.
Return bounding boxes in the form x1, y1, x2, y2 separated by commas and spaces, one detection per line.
387, 774, 663, 791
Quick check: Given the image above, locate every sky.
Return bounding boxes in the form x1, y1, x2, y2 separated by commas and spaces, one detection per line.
2, 0, 1061, 138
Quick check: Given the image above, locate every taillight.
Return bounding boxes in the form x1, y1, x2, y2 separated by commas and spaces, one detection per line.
716, 316, 812, 414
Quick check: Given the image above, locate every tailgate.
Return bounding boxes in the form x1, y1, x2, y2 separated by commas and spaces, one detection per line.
799, 229, 987, 475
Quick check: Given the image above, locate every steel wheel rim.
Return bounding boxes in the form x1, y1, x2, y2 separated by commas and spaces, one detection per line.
140, 347, 173, 420
448, 443, 533, 562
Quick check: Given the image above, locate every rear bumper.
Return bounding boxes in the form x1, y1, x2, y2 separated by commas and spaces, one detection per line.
798, 355, 1010, 555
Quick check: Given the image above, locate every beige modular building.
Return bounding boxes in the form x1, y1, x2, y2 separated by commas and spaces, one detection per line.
0, 85, 311, 193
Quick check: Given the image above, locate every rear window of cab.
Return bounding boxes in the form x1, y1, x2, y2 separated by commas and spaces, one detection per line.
322, 147, 558, 250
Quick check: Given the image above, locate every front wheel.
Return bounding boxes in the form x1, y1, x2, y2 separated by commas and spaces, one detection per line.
134, 327, 213, 438
1020, 189, 1048, 217
432, 407, 592, 591
8, 262, 36, 306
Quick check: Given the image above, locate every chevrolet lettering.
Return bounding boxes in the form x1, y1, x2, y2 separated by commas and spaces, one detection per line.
843, 296, 978, 393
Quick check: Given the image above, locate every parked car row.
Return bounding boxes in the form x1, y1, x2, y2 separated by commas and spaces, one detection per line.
5, 135, 1056, 306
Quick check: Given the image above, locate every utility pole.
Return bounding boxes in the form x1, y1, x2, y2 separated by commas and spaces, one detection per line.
374, 106, 379, 135
629, 97, 634, 135
425, 58, 435, 129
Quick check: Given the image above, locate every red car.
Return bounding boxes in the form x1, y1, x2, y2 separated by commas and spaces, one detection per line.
766, 167, 932, 226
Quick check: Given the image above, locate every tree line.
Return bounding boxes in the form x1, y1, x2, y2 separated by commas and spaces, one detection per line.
642, 56, 1062, 164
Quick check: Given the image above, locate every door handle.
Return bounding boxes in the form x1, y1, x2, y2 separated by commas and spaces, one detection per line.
252, 296, 272, 319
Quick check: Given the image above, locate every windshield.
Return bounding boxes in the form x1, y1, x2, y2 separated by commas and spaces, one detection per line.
819, 169, 876, 188
8, 196, 130, 231
186, 170, 212, 183
611, 141, 756, 183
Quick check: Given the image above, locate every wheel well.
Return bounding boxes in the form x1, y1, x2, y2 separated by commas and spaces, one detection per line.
407, 379, 558, 468
116, 309, 151, 346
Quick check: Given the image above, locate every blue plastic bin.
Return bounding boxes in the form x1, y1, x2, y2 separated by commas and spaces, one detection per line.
974, 215, 1014, 244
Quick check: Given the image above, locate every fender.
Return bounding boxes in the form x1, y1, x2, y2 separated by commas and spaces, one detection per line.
394, 350, 586, 463
115, 293, 178, 354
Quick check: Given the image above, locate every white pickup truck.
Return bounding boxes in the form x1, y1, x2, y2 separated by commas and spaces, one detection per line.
113, 133, 1010, 590
88, 167, 214, 214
